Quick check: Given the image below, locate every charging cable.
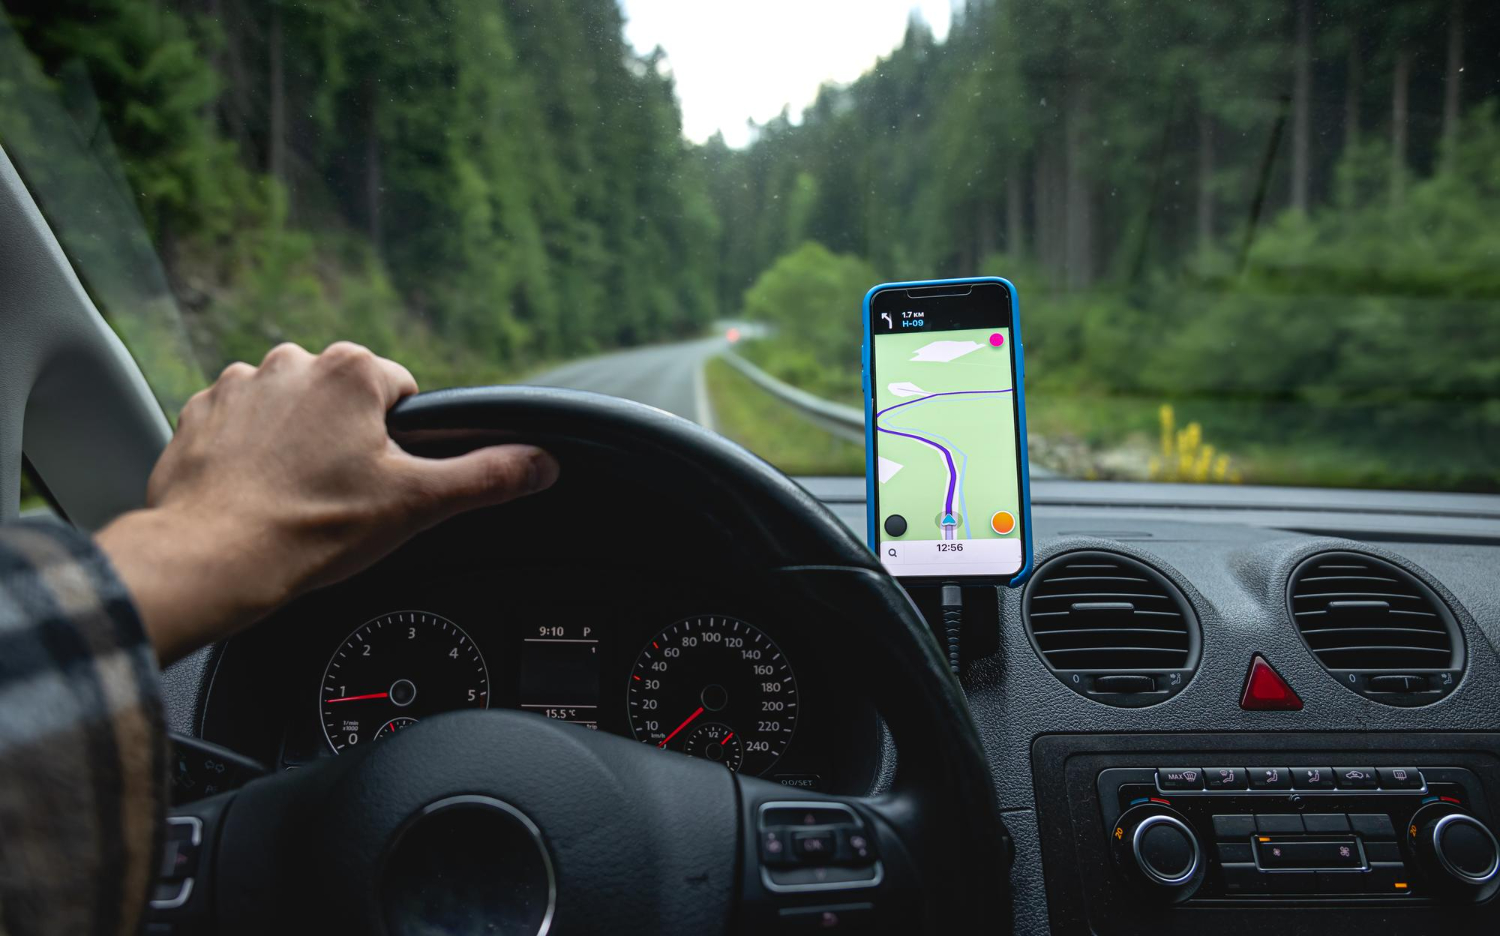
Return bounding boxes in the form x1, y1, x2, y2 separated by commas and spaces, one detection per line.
940, 583, 962, 675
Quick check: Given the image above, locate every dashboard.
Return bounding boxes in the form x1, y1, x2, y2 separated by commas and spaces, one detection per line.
200, 558, 882, 794
171, 476, 1500, 934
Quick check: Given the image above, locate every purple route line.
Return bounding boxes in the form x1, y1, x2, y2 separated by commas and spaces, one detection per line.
875, 388, 1012, 515
876, 426, 958, 513
875, 388, 1011, 419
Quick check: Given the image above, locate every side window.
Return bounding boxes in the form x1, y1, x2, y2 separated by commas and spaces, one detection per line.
20, 456, 64, 521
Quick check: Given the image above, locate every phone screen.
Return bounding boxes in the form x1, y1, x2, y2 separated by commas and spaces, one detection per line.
868, 282, 1025, 579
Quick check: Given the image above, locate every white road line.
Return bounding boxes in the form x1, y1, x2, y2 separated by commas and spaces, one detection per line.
694, 358, 716, 431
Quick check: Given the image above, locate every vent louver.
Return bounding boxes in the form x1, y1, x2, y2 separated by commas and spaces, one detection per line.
1023, 551, 1200, 707
1287, 551, 1463, 706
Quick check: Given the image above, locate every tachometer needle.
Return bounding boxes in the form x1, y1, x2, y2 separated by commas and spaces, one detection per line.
658, 706, 705, 748
325, 692, 389, 703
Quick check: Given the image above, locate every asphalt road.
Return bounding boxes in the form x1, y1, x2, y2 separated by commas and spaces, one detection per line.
527, 336, 727, 428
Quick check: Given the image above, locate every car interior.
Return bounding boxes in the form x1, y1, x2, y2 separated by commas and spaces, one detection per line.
2, 2, 1498, 935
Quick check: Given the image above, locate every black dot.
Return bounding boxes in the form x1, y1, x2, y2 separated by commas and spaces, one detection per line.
884, 514, 908, 536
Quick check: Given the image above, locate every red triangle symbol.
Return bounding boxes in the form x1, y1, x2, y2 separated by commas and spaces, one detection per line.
1240, 655, 1303, 711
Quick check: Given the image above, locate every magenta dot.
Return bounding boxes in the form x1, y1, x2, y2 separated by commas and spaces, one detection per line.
988, 333, 1005, 347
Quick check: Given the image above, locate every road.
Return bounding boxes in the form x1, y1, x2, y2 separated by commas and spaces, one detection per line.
527, 336, 727, 428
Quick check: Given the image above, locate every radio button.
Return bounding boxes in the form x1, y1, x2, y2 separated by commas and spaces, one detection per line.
1217, 842, 1253, 863
1292, 766, 1334, 789
1204, 767, 1246, 790
1364, 862, 1411, 894
1364, 841, 1402, 862
1302, 814, 1351, 834
1219, 862, 1265, 895
1212, 815, 1256, 839
1255, 839, 1362, 869
1334, 766, 1378, 789
1350, 814, 1396, 840
1247, 767, 1291, 790
1157, 767, 1204, 790
1255, 814, 1305, 834
1378, 767, 1423, 789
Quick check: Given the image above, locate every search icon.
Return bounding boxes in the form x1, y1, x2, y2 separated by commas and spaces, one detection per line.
887, 548, 898, 557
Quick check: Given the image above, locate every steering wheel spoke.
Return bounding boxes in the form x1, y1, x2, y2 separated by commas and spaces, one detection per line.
736, 776, 926, 933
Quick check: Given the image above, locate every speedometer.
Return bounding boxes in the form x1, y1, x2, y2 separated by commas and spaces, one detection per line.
627, 615, 798, 776
320, 611, 488, 753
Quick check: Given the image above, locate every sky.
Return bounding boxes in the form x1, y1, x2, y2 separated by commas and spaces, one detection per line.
617, 1, 955, 148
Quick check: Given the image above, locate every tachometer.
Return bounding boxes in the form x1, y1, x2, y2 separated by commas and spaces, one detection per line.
320, 611, 488, 753
627, 615, 797, 776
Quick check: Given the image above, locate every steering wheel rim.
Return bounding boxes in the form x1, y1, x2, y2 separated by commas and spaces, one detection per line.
183, 387, 1007, 935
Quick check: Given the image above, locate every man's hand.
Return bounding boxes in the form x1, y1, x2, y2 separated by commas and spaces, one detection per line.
96, 342, 559, 664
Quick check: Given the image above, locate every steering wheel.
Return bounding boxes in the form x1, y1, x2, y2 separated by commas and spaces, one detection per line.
170, 387, 1008, 935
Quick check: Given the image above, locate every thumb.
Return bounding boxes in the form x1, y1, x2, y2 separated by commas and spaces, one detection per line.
399, 444, 560, 519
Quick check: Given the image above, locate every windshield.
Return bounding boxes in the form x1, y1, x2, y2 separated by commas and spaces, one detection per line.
2, 1, 1496, 491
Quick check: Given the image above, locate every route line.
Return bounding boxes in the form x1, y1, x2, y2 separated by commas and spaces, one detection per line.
874, 388, 1010, 516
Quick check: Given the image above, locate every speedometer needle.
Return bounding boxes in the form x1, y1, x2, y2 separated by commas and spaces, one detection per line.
325, 692, 389, 703
658, 706, 705, 748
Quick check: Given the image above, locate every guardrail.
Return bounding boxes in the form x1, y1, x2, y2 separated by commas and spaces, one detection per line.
719, 352, 865, 444
720, 350, 1056, 478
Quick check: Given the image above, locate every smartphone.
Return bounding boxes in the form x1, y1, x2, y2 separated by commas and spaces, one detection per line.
862, 277, 1033, 586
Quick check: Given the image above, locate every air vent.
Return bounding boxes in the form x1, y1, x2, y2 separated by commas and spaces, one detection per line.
1023, 551, 1201, 707
1287, 551, 1464, 706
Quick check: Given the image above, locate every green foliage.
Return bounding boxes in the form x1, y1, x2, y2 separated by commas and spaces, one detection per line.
738, 243, 878, 404
1, 0, 719, 393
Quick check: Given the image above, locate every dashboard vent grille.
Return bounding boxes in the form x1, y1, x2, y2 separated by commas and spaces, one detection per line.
1287, 551, 1463, 706
1022, 551, 1200, 707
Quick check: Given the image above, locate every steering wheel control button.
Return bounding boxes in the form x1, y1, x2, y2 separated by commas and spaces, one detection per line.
794, 831, 837, 861
1212, 814, 1256, 839
1350, 813, 1397, 840
1256, 814, 1305, 834
841, 831, 875, 863
1239, 655, 1303, 710
1247, 766, 1292, 790
1204, 767, 1247, 790
1291, 766, 1334, 789
1378, 766, 1424, 789
778, 903, 874, 932
1333, 766, 1378, 789
1157, 767, 1204, 790
758, 802, 881, 893
762, 830, 793, 866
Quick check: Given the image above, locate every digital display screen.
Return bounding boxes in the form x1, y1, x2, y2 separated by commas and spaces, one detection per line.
869, 284, 1024, 579
518, 622, 601, 727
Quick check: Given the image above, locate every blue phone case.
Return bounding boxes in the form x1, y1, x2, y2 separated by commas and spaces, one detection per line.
862, 276, 1034, 588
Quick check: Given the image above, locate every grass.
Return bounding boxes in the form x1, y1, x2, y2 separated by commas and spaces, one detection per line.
704, 357, 865, 476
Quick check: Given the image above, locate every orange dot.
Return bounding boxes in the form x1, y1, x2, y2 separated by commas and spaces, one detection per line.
990, 511, 1016, 535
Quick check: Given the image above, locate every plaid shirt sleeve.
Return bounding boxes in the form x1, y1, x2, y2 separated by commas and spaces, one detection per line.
0, 520, 166, 936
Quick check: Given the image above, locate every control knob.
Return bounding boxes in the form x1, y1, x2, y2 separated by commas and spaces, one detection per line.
1110, 803, 1205, 903
1408, 803, 1499, 902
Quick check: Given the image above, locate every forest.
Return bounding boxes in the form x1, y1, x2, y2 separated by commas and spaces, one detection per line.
1, 0, 1497, 490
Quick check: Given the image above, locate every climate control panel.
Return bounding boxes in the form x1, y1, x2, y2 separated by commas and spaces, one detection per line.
1099, 765, 1498, 903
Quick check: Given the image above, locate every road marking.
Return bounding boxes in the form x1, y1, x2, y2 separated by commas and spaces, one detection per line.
694, 358, 716, 431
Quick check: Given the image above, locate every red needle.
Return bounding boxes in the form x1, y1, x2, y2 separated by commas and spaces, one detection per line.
658, 706, 705, 748
325, 692, 389, 703
720, 731, 734, 746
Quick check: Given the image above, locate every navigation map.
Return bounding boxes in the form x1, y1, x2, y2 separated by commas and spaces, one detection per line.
873, 325, 1022, 577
